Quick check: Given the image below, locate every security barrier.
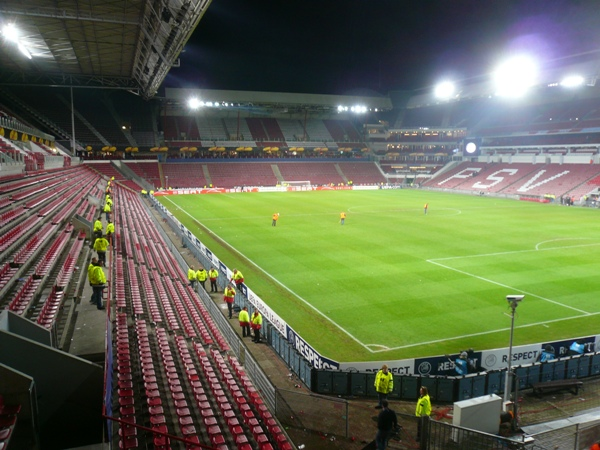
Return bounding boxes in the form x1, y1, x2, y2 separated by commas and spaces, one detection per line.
311, 354, 600, 403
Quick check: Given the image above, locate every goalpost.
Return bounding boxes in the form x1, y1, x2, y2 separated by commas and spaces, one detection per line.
281, 180, 312, 190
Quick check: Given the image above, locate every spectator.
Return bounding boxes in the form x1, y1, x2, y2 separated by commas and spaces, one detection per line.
88, 259, 106, 310
223, 284, 236, 319
375, 399, 398, 450
93, 235, 109, 267
251, 309, 262, 343
196, 266, 208, 291
446, 351, 474, 375
374, 364, 393, 409
188, 265, 196, 289
568, 341, 585, 356
238, 306, 250, 337
536, 344, 556, 363
208, 266, 219, 292
415, 386, 431, 442
231, 269, 244, 290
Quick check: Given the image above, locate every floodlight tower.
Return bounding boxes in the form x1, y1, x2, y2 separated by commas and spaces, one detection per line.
504, 294, 524, 405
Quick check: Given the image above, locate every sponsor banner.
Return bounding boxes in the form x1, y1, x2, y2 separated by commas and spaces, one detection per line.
338, 336, 599, 376
218, 261, 228, 275
520, 197, 550, 203
480, 336, 596, 371
257, 187, 286, 193
154, 188, 227, 196
338, 360, 414, 375
287, 326, 339, 369
246, 287, 286, 335
352, 185, 379, 191
313, 186, 352, 191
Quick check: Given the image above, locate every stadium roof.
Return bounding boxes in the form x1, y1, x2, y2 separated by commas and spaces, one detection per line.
0, 0, 211, 99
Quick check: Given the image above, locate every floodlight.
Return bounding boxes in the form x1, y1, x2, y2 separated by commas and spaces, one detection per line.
465, 142, 477, 154
560, 75, 584, 88
493, 56, 538, 98
434, 81, 455, 99
187, 97, 201, 109
2, 24, 19, 43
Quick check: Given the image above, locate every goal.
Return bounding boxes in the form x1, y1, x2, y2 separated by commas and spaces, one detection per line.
281, 180, 312, 189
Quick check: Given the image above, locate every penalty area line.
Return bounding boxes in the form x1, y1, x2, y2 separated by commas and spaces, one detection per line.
429, 241, 600, 262
163, 197, 374, 352
372, 311, 600, 353
426, 259, 590, 315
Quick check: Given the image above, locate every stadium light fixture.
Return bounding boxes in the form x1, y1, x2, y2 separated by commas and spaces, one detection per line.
2, 24, 32, 59
493, 56, 538, 98
350, 105, 367, 114
504, 294, 524, 406
560, 75, 584, 88
434, 81, 455, 100
2, 24, 20, 43
187, 97, 202, 109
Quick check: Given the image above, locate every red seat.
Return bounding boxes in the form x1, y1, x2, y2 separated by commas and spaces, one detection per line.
178, 416, 194, 426
207, 425, 221, 436
180, 424, 196, 435
252, 425, 266, 441
118, 397, 134, 407
203, 416, 218, 427
119, 436, 138, 449
235, 433, 249, 447
150, 415, 166, 425
256, 434, 269, 446
148, 405, 164, 415
120, 406, 135, 417
118, 425, 137, 437
211, 434, 226, 446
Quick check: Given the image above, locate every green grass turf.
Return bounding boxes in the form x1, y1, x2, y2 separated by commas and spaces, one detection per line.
158, 189, 600, 362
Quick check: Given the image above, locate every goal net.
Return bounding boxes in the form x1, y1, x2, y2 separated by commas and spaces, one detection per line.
281, 180, 311, 189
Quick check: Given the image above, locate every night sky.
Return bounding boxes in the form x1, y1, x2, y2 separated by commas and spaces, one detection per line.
163, 0, 600, 95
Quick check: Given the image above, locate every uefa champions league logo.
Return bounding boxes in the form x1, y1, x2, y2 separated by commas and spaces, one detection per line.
485, 354, 497, 368
418, 361, 432, 375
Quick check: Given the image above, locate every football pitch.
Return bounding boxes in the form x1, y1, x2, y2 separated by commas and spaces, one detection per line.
158, 189, 600, 363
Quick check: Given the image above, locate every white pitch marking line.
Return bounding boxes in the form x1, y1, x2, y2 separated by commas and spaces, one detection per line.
371, 312, 600, 352
367, 344, 391, 350
430, 241, 600, 262
427, 259, 590, 315
535, 237, 597, 251
163, 196, 374, 352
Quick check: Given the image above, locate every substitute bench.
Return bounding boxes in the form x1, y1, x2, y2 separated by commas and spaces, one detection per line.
532, 379, 583, 397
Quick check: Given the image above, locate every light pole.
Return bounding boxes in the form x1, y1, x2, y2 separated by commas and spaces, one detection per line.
504, 295, 524, 406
